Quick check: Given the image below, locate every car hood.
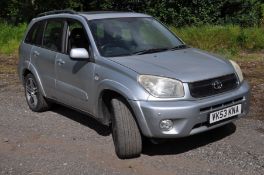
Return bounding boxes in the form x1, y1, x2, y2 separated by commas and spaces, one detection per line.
109, 48, 234, 82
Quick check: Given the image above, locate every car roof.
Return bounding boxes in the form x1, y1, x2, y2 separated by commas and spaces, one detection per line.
35, 10, 151, 21
79, 11, 151, 20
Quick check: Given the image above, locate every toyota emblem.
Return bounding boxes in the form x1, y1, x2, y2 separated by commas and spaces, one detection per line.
212, 80, 223, 90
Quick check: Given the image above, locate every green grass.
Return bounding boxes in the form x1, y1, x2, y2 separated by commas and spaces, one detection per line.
0, 22, 27, 55
171, 25, 264, 59
0, 23, 263, 59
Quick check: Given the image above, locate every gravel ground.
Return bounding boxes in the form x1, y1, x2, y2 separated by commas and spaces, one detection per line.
0, 78, 264, 175
0, 54, 264, 175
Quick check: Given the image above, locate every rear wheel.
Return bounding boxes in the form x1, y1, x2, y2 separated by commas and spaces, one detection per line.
24, 74, 51, 112
111, 98, 142, 159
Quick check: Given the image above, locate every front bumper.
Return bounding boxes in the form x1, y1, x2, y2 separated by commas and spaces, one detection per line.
130, 81, 250, 138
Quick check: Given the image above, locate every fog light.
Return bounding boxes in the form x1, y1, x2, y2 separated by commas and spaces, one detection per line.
160, 119, 173, 131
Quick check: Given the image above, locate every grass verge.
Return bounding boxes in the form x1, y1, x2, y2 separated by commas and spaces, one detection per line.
171, 25, 264, 59
0, 22, 27, 55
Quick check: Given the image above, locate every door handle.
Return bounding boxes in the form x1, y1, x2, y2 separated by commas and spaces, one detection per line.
57, 59, 65, 65
33, 51, 40, 57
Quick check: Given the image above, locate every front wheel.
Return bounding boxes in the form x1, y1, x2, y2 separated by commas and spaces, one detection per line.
24, 74, 51, 112
111, 98, 142, 159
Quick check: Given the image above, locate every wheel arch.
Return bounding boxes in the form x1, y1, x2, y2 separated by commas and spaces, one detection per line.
95, 79, 152, 135
21, 63, 47, 97
96, 80, 139, 126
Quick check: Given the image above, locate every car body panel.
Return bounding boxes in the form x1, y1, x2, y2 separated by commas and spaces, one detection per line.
30, 46, 57, 97
108, 48, 234, 82
54, 53, 95, 113
130, 81, 250, 138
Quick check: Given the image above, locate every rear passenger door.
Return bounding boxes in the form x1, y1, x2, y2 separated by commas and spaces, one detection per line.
30, 20, 64, 98
55, 19, 95, 113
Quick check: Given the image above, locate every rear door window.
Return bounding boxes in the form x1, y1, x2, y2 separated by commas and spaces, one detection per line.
43, 20, 64, 52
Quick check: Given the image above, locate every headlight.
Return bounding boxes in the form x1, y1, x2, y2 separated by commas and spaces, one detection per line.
138, 75, 184, 98
229, 60, 244, 82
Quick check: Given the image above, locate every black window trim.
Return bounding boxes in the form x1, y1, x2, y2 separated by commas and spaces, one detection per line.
24, 17, 94, 56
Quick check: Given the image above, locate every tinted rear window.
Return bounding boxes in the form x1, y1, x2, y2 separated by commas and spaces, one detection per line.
25, 21, 44, 45
42, 20, 64, 52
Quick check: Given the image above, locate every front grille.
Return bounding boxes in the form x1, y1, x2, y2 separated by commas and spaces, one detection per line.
189, 74, 238, 98
200, 97, 244, 113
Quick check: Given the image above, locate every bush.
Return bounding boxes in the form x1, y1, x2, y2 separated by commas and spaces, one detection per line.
0, 22, 26, 54
1, 0, 263, 26
171, 25, 264, 56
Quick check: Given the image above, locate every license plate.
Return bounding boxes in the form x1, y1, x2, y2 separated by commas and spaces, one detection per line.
209, 104, 242, 124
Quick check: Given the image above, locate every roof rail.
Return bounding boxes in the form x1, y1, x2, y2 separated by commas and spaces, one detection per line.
37, 9, 77, 17
80, 11, 122, 15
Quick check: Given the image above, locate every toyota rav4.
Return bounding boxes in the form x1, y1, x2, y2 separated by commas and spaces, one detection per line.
18, 10, 250, 158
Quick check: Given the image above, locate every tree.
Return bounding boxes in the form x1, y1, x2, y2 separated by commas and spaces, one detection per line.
0, 0, 263, 26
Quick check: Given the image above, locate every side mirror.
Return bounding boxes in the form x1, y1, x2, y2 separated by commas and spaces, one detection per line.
70, 48, 89, 60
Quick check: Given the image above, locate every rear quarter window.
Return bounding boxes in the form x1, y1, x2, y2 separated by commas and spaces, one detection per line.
25, 21, 44, 46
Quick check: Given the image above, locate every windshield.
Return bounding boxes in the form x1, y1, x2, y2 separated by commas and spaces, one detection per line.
88, 17, 184, 57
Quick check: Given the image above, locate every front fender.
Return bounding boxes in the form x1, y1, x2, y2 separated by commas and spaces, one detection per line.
97, 79, 139, 101
93, 79, 138, 125
95, 79, 152, 136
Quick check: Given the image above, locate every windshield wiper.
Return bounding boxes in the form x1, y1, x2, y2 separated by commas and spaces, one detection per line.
131, 45, 188, 55
169, 44, 188, 51
131, 47, 170, 55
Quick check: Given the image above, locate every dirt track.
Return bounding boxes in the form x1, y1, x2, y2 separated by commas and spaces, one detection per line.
0, 55, 264, 175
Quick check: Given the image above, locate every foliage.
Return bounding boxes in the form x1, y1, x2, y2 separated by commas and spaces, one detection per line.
171, 25, 264, 57
0, 0, 263, 26
0, 22, 27, 54
114, 0, 226, 26
221, 0, 263, 27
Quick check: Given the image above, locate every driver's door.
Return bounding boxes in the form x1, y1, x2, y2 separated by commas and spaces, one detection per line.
55, 19, 95, 113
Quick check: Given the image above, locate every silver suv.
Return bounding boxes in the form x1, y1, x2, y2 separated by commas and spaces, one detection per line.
18, 10, 250, 158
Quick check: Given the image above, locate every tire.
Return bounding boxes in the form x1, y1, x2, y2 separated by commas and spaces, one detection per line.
111, 98, 142, 159
24, 74, 51, 112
